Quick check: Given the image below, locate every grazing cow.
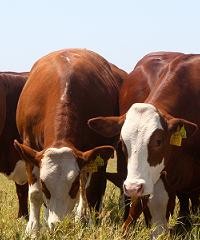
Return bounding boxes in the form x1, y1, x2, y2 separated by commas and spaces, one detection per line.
105, 51, 183, 191
88, 52, 200, 237
14, 48, 126, 235
90, 52, 182, 222
0, 72, 28, 218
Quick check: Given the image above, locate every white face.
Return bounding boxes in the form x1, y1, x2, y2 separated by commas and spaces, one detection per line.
40, 147, 80, 228
122, 103, 165, 197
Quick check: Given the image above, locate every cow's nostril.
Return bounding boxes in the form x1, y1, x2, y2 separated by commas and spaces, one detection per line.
136, 183, 144, 195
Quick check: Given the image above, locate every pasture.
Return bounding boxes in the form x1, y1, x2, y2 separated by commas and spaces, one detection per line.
0, 159, 199, 240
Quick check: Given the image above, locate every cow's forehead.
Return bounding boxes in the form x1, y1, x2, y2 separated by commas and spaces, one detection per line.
40, 147, 79, 181
43, 147, 73, 158
121, 103, 163, 141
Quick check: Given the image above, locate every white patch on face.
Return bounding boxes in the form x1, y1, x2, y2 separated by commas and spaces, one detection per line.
122, 103, 164, 196
147, 178, 169, 238
7, 160, 27, 185
40, 147, 80, 228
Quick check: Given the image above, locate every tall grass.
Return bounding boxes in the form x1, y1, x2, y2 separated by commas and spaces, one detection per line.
0, 159, 199, 239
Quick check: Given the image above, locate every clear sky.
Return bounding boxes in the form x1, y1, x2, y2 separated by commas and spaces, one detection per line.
1, 0, 200, 73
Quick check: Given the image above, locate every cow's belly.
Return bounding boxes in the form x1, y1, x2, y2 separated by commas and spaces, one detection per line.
7, 160, 27, 185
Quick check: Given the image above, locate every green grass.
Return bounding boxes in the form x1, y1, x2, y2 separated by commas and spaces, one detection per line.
0, 158, 199, 239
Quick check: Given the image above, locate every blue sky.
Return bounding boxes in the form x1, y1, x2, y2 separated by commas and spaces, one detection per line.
1, 0, 200, 73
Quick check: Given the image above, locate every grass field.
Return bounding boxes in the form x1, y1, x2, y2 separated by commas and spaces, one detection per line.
0, 159, 199, 240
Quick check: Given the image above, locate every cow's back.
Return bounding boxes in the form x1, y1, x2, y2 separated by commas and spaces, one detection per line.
120, 52, 183, 114
146, 53, 200, 153
17, 49, 124, 151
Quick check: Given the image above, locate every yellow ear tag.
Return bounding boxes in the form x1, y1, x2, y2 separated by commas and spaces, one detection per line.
83, 156, 104, 173
180, 125, 187, 139
170, 125, 182, 146
95, 155, 104, 167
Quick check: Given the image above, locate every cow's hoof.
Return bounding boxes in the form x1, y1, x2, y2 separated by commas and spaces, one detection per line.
25, 221, 40, 239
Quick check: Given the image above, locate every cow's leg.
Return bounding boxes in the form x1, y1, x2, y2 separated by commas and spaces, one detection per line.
15, 182, 28, 219
190, 193, 200, 214
123, 195, 131, 221
25, 165, 43, 236
75, 172, 90, 222
115, 140, 129, 221
174, 193, 191, 233
86, 166, 107, 213
147, 178, 169, 240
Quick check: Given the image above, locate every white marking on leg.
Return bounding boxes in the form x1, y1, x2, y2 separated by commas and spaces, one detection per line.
147, 178, 169, 239
75, 192, 85, 221
75, 172, 91, 222
26, 167, 43, 236
7, 160, 27, 185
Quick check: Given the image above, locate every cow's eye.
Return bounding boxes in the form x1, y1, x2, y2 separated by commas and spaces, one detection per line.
149, 129, 165, 149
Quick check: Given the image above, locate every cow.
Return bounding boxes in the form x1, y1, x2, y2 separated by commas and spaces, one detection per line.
88, 52, 200, 237
0, 71, 28, 218
100, 52, 183, 229
105, 51, 183, 200
14, 48, 127, 235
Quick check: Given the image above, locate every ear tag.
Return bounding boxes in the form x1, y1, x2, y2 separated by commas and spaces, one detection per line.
180, 125, 187, 139
95, 155, 104, 167
83, 155, 104, 173
170, 125, 182, 146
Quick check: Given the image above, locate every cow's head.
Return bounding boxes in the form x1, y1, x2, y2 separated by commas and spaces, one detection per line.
14, 140, 114, 228
88, 103, 198, 198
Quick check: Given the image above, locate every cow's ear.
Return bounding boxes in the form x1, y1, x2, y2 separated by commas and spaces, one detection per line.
14, 140, 42, 166
88, 115, 125, 138
81, 145, 114, 162
167, 118, 198, 138
73, 145, 114, 169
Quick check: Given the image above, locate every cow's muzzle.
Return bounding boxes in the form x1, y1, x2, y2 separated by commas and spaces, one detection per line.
123, 182, 144, 197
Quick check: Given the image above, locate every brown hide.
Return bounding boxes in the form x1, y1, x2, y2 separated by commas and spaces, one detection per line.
145, 54, 200, 231
119, 52, 183, 114
0, 72, 28, 218
16, 49, 127, 211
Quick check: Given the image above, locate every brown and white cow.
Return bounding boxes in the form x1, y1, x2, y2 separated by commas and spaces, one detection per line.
106, 51, 183, 189
88, 53, 200, 237
90, 52, 182, 221
0, 72, 28, 218
14, 48, 127, 235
